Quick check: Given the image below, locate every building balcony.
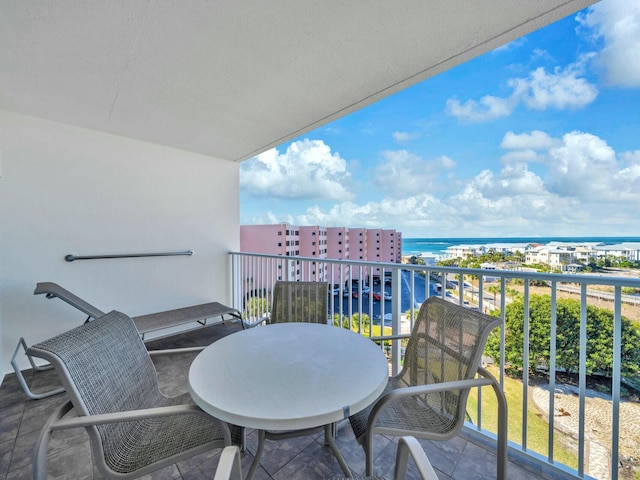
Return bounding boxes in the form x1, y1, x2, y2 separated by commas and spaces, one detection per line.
2, 253, 638, 479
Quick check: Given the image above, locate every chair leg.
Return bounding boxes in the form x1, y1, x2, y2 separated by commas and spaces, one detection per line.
11, 337, 65, 400
365, 431, 375, 476
480, 366, 508, 480
394, 437, 439, 480
214, 446, 243, 480
33, 400, 74, 480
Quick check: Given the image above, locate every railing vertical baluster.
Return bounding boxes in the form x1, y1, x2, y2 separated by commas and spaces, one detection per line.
390, 267, 401, 376
548, 280, 557, 463
476, 276, 484, 431
499, 277, 506, 388
578, 284, 587, 477
523, 279, 530, 451
611, 285, 621, 480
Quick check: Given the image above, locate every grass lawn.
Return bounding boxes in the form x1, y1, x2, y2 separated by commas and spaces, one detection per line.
466, 366, 578, 470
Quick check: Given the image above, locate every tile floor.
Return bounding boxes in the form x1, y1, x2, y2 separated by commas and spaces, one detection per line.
1, 321, 570, 479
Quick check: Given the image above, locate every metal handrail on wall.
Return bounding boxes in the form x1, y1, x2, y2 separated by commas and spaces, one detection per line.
64, 250, 193, 262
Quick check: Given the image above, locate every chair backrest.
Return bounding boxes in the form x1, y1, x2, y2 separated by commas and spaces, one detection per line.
399, 297, 501, 418
269, 281, 329, 324
27, 311, 165, 452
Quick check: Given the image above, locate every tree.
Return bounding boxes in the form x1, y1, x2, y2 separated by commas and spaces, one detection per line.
485, 294, 640, 378
244, 296, 269, 319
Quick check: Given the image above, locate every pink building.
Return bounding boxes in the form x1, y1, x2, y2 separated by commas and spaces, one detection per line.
298, 226, 327, 258
366, 229, 382, 263
299, 226, 328, 281
381, 229, 402, 263
348, 228, 367, 261
326, 227, 349, 259
240, 223, 299, 256
241, 223, 402, 287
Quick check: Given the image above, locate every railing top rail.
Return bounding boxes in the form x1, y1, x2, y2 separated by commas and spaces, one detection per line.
231, 251, 640, 287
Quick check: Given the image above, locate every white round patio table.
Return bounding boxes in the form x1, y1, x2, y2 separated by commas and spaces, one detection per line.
189, 322, 389, 478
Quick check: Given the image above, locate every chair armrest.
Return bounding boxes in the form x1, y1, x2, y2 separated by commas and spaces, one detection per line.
395, 436, 439, 480
367, 376, 498, 436
49, 404, 220, 430
245, 316, 268, 328
214, 446, 243, 480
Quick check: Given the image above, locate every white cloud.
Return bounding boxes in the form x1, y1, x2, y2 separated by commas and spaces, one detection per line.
501, 130, 560, 150
446, 61, 597, 123
242, 130, 640, 237
296, 194, 456, 230
516, 63, 598, 110
288, 130, 640, 236
578, 0, 640, 87
392, 131, 423, 143
531, 48, 553, 62
445, 94, 516, 122
240, 139, 354, 201
620, 149, 640, 164
373, 151, 455, 196
545, 131, 617, 197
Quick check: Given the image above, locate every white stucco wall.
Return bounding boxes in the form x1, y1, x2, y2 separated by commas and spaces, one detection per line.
0, 110, 240, 377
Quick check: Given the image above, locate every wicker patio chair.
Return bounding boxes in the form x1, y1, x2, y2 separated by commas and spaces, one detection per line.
244, 280, 336, 478
268, 280, 329, 324
349, 297, 508, 479
28, 310, 233, 479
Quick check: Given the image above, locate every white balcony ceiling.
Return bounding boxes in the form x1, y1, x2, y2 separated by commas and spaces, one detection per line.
0, 0, 597, 162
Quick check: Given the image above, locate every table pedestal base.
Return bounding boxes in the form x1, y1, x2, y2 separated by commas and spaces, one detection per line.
246, 424, 352, 479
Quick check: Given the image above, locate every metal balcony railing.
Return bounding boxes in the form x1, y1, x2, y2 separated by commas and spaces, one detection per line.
230, 252, 640, 480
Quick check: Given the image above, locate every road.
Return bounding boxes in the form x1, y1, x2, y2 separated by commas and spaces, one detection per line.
331, 271, 439, 323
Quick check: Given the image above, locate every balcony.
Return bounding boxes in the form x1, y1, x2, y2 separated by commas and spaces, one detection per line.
2, 254, 638, 479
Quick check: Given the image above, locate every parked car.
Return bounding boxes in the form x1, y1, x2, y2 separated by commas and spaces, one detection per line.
383, 291, 392, 301
372, 292, 381, 301
361, 286, 370, 295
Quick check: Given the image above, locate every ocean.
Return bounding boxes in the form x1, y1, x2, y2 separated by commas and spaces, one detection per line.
402, 236, 640, 258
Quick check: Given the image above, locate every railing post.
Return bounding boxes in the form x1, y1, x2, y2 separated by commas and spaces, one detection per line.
390, 266, 402, 375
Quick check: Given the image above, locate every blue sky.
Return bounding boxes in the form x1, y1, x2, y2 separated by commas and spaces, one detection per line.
240, 0, 640, 239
